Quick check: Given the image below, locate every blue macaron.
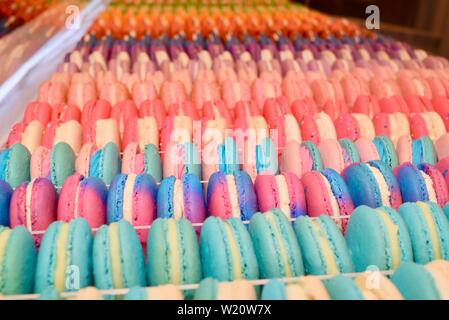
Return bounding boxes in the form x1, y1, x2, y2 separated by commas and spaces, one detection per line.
345, 205, 413, 272
200, 216, 259, 281
34, 218, 93, 293
89, 142, 121, 186
294, 215, 354, 275
398, 201, 449, 264
373, 135, 398, 168
0, 180, 12, 226
323, 275, 365, 300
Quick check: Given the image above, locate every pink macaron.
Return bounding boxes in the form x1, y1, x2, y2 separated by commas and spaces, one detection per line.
334, 113, 375, 141
373, 112, 411, 145
409, 112, 446, 141
254, 172, 307, 218
57, 173, 107, 228
10, 178, 57, 245
300, 112, 337, 144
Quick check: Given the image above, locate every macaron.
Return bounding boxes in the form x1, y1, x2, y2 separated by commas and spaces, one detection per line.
334, 113, 375, 141
108, 173, 157, 244
300, 112, 337, 144
261, 277, 330, 300
391, 261, 449, 300
57, 173, 107, 228
255, 172, 306, 219
200, 216, 259, 281
409, 111, 446, 141
396, 135, 437, 166
345, 205, 413, 272
301, 169, 354, 228
147, 218, 201, 287
83, 118, 121, 150
10, 178, 57, 244
294, 215, 354, 275
249, 209, 304, 278
157, 174, 206, 224
75, 143, 97, 177
395, 163, 449, 207
373, 112, 410, 146
93, 220, 146, 291
68, 287, 104, 300
34, 218, 93, 293
0, 226, 37, 294
207, 170, 257, 220
163, 142, 201, 179
398, 201, 449, 263
124, 285, 184, 300
322, 275, 365, 300
372, 135, 399, 168
280, 140, 324, 177
43, 120, 83, 154
343, 160, 402, 209
89, 142, 121, 186
194, 278, 257, 300
31, 142, 76, 189
0, 143, 31, 188
122, 143, 162, 183
0, 180, 13, 226
122, 116, 159, 152
354, 137, 380, 163
318, 139, 359, 173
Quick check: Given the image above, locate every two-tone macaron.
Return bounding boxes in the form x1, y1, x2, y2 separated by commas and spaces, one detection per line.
200, 216, 259, 282
122, 142, 162, 183
34, 218, 93, 293
107, 173, 158, 244
207, 170, 257, 220
89, 142, 122, 186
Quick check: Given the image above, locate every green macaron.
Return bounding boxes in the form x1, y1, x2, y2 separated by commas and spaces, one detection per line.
0, 143, 31, 188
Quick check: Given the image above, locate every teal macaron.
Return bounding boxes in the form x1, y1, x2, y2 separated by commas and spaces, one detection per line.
147, 218, 201, 287
391, 262, 446, 300
345, 205, 413, 272
200, 216, 259, 281
249, 209, 304, 278
143, 143, 162, 183
34, 218, 93, 293
193, 278, 257, 300
323, 275, 365, 300
93, 220, 146, 291
0, 225, 36, 294
339, 139, 361, 163
0, 143, 31, 188
294, 215, 354, 275
50, 142, 76, 189
412, 136, 437, 166
89, 142, 121, 186
373, 135, 399, 168
398, 201, 449, 264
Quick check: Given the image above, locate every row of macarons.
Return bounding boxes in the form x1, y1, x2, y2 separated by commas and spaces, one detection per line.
2, 139, 449, 242
1, 201, 449, 298
88, 5, 365, 40
30, 260, 449, 300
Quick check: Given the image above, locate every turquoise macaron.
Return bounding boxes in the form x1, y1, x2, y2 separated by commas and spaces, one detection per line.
50, 142, 76, 189
200, 216, 259, 281
301, 141, 324, 171
261, 279, 288, 300
391, 262, 445, 300
294, 215, 354, 275
373, 135, 399, 168
345, 205, 413, 272
412, 136, 437, 166
38, 287, 61, 300
93, 220, 146, 291
34, 218, 93, 293
124, 285, 184, 300
323, 275, 365, 300
0, 225, 36, 294
147, 218, 201, 286
143, 143, 162, 183
217, 137, 240, 174
249, 209, 304, 278
398, 201, 449, 264
339, 139, 361, 164
193, 278, 257, 300
89, 142, 121, 186
0, 143, 31, 188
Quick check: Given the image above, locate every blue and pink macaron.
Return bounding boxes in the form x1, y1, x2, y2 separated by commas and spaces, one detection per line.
343, 160, 403, 209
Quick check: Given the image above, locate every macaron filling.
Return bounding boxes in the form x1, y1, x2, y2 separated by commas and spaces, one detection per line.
419, 171, 437, 203
108, 223, 123, 288
417, 202, 443, 260
25, 181, 35, 232
166, 220, 182, 284
265, 212, 293, 277
173, 179, 185, 219
310, 220, 339, 274
54, 223, 69, 290
366, 164, 391, 206
375, 209, 401, 269
275, 175, 291, 217
225, 175, 241, 218
122, 174, 137, 222
223, 223, 243, 279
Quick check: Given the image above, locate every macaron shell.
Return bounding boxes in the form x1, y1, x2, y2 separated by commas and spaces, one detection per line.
50, 143, 76, 189
0, 144, 31, 188
419, 163, 449, 206
323, 275, 365, 300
